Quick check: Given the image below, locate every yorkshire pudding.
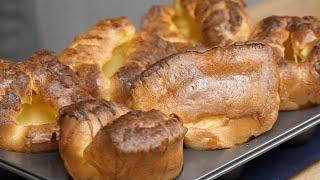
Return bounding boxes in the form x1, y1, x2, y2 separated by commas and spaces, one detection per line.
128, 42, 280, 149
85, 109, 186, 179
0, 50, 91, 152
58, 100, 186, 179
251, 16, 320, 110
58, 100, 129, 180
60, 17, 179, 102
141, 0, 249, 48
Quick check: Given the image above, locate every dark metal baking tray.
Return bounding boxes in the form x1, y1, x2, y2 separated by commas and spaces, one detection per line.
0, 106, 320, 180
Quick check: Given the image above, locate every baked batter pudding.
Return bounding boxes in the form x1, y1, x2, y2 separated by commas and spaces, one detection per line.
0, 50, 91, 152
58, 100, 186, 179
60, 17, 179, 102
128, 42, 280, 149
251, 16, 320, 110
141, 0, 249, 48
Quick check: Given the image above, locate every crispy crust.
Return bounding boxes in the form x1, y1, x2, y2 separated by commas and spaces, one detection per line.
251, 16, 320, 110
128, 42, 280, 149
84, 109, 186, 179
60, 17, 179, 102
194, 0, 249, 46
94, 110, 186, 153
110, 32, 179, 102
141, 0, 249, 47
0, 50, 91, 152
58, 99, 129, 180
60, 16, 136, 98
27, 50, 92, 109
141, 5, 191, 44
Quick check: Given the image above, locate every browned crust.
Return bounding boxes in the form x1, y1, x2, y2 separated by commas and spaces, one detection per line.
251, 16, 320, 110
128, 41, 280, 149
194, 0, 249, 46
0, 49, 91, 153
57, 99, 130, 126
27, 50, 92, 109
60, 16, 136, 98
0, 60, 31, 103
58, 99, 130, 180
98, 110, 186, 153
110, 32, 179, 102
60, 17, 179, 102
141, 5, 191, 44
84, 109, 186, 179
60, 16, 135, 68
141, 0, 249, 47
251, 16, 320, 57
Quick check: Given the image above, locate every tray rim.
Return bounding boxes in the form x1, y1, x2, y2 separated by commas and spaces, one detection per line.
0, 158, 43, 180
1, 113, 320, 180
198, 113, 320, 180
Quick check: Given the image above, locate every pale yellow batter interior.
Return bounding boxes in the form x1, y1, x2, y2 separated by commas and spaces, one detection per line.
17, 94, 56, 126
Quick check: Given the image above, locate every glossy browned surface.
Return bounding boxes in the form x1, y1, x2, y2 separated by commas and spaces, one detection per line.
141, 0, 249, 47
129, 42, 280, 149
193, 0, 249, 46
251, 16, 320, 110
0, 50, 91, 153
27, 50, 92, 109
60, 17, 136, 99
110, 32, 179, 102
58, 99, 129, 180
85, 109, 186, 180
60, 17, 179, 103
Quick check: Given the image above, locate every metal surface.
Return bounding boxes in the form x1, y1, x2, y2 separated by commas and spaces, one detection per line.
0, 106, 320, 180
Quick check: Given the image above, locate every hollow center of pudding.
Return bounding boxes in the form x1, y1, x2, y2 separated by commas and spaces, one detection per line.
102, 35, 133, 78
102, 43, 128, 78
17, 94, 56, 126
283, 36, 312, 63
283, 36, 297, 62
173, 0, 203, 45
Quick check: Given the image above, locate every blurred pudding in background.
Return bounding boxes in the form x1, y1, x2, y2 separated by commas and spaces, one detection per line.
0, 0, 260, 60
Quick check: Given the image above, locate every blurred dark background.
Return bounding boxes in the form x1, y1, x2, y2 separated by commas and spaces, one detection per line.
0, 0, 261, 60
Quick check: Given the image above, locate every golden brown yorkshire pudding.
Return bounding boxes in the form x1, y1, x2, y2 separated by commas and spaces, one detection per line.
58, 100, 186, 180
128, 42, 280, 150
251, 16, 320, 110
0, 50, 91, 152
85, 109, 187, 180
58, 100, 129, 180
141, 0, 249, 48
60, 16, 179, 102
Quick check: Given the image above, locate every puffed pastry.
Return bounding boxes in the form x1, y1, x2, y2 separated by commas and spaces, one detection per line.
58, 100, 186, 179
128, 42, 280, 150
251, 16, 320, 110
58, 100, 129, 179
0, 50, 91, 152
60, 17, 180, 102
141, 0, 249, 48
